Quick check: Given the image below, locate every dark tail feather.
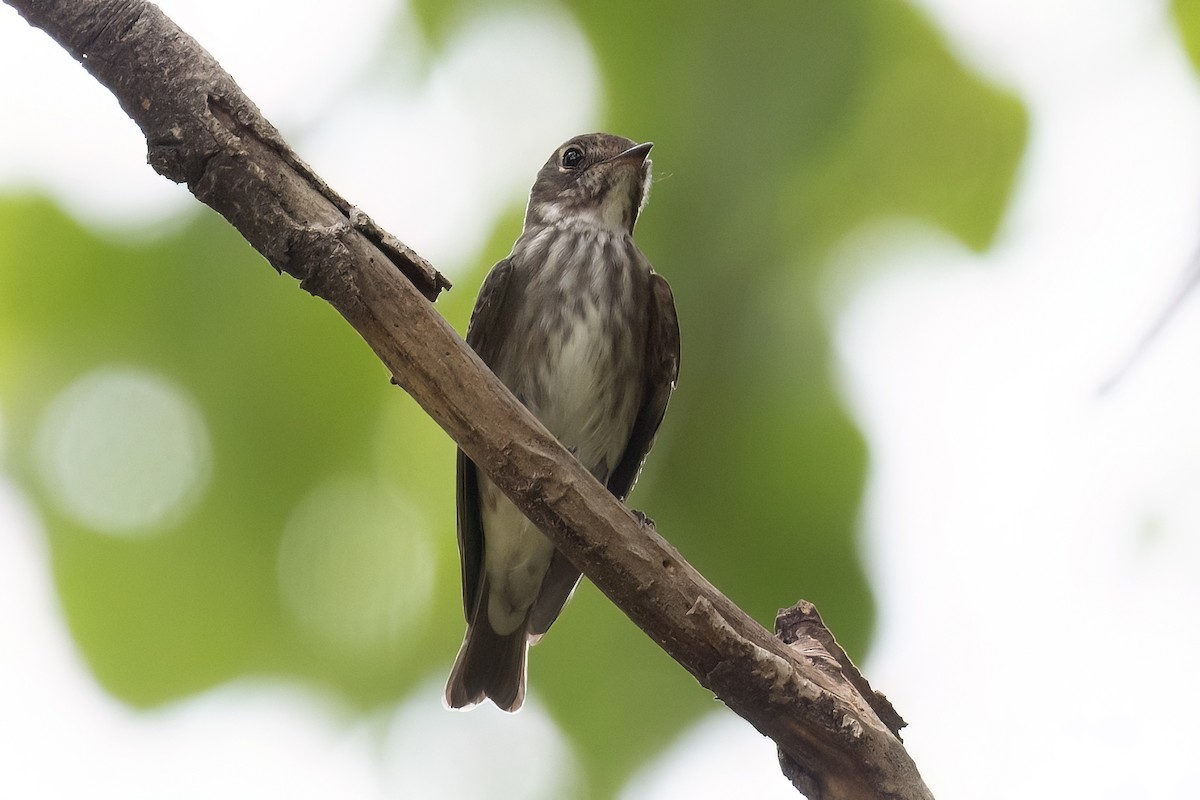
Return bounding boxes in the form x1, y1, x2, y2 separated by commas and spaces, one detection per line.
527, 549, 582, 638
445, 592, 528, 712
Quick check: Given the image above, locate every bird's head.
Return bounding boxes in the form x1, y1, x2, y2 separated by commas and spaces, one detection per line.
525, 133, 653, 234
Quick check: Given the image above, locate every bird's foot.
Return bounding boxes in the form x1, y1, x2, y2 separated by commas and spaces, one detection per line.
630, 509, 656, 530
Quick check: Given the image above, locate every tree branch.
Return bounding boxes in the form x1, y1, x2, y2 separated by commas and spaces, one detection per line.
4, 1, 933, 797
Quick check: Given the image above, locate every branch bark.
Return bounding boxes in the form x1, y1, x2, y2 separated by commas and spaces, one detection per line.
3, 1, 934, 797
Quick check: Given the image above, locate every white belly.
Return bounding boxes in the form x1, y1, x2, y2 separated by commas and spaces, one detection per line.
480, 476, 555, 635
481, 278, 642, 634
533, 302, 638, 477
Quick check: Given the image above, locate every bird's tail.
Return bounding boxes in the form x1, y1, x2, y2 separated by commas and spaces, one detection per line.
445, 588, 528, 712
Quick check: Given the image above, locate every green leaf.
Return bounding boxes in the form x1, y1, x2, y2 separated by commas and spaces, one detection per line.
1174, 0, 1200, 71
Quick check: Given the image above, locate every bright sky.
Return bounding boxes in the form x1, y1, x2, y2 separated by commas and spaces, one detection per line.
4, 1, 1200, 798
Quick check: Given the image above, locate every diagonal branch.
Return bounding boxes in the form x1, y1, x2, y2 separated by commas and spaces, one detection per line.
3, 1, 933, 797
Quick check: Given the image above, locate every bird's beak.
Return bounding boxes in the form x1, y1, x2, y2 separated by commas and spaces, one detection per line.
609, 142, 653, 164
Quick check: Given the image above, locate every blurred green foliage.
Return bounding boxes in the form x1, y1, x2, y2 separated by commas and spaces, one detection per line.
0, 198, 465, 705
0, 0, 1025, 797
1174, 0, 1200, 69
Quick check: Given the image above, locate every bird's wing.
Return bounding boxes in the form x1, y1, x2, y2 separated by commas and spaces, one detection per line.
608, 271, 681, 501
456, 258, 515, 620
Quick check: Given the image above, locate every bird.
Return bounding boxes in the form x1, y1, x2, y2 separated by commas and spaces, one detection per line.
445, 133, 680, 712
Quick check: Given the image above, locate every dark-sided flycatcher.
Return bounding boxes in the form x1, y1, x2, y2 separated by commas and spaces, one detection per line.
446, 133, 680, 712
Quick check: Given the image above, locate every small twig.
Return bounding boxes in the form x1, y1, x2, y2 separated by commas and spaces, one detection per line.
1101, 240, 1200, 393
776, 601, 906, 738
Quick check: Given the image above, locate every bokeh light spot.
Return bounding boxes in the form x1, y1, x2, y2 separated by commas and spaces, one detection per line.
382, 679, 582, 800
34, 366, 211, 536
277, 476, 435, 661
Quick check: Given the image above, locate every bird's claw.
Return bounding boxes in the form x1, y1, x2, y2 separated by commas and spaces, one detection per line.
630, 509, 656, 529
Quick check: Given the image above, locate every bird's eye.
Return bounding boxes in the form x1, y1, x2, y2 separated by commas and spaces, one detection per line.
561, 146, 584, 169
